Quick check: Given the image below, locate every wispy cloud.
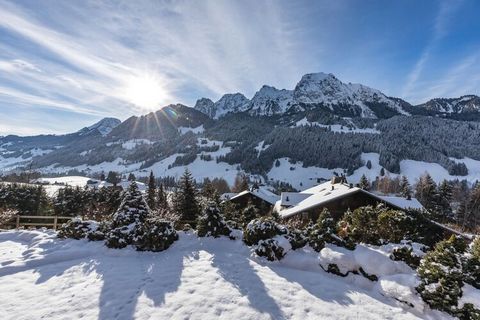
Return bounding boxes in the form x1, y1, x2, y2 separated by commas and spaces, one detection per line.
402, 0, 463, 100
0, 0, 479, 135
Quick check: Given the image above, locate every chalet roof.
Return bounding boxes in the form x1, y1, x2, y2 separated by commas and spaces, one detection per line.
229, 186, 280, 205
279, 192, 312, 207
278, 181, 425, 218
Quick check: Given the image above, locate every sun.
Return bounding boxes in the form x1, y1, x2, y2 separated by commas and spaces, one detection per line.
123, 73, 167, 110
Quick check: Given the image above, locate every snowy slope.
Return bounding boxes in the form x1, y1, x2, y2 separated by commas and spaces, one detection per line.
249, 85, 293, 115
293, 73, 409, 117
0, 230, 451, 320
213, 93, 250, 119
417, 95, 480, 114
77, 117, 121, 136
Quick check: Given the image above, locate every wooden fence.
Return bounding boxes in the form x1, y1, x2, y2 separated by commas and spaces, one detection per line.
11, 215, 74, 230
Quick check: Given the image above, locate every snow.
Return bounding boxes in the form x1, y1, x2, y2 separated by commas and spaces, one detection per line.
178, 125, 205, 135
458, 284, 480, 310
376, 196, 424, 211
400, 157, 480, 184
230, 186, 280, 205
134, 153, 241, 186
268, 157, 343, 190
254, 140, 270, 157
0, 230, 451, 320
122, 139, 153, 150
33, 176, 146, 196
294, 118, 380, 134
78, 117, 121, 136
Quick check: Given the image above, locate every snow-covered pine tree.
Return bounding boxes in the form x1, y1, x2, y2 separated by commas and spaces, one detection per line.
173, 169, 200, 223
308, 208, 340, 251
147, 171, 156, 210
242, 202, 259, 227
359, 174, 370, 190
196, 202, 231, 238
105, 181, 151, 248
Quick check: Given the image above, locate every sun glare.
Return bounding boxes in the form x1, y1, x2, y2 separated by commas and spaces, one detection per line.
123, 73, 167, 110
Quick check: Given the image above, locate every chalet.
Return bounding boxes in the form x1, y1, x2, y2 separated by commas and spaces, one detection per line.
227, 185, 280, 212
275, 177, 424, 221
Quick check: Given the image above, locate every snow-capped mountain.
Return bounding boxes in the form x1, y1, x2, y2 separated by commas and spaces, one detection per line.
249, 85, 293, 116
212, 93, 250, 119
293, 73, 410, 118
195, 72, 411, 119
78, 117, 121, 136
417, 95, 480, 114
194, 98, 215, 118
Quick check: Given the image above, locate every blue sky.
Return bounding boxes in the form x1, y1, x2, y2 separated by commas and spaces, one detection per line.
1, 0, 479, 136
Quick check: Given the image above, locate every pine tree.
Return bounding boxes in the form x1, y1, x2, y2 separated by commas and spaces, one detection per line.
156, 183, 168, 211
366, 160, 372, 170
173, 169, 200, 222
201, 178, 216, 200
438, 179, 453, 221
127, 173, 136, 181
380, 167, 385, 176
197, 202, 231, 237
147, 171, 156, 209
242, 202, 259, 227
106, 181, 151, 248
399, 175, 411, 199
415, 173, 441, 215
359, 174, 370, 190
100, 172, 106, 181
467, 185, 480, 231
106, 171, 120, 187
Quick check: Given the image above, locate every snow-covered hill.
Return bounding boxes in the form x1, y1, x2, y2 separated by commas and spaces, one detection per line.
77, 117, 121, 136
417, 95, 480, 114
0, 230, 452, 320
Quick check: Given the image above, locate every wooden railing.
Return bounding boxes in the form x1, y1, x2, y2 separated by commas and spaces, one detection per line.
12, 215, 75, 230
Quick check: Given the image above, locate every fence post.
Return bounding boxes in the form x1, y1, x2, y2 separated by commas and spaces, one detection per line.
15, 215, 20, 229
53, 216, 58, 230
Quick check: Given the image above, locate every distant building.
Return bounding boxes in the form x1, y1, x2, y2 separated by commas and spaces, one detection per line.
275, 177, 424, 221
226, 185, 280, 212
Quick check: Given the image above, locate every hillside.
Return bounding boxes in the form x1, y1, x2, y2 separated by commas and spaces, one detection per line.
1, 72, 480, 187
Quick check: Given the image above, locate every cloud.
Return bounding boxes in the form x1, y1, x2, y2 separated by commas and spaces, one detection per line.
402, 0, 464, 100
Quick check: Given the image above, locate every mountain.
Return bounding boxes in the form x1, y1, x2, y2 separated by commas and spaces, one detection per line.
212, 93, 250, 119
2, 71, 480, 188
249, 85, 293, 116
416, 95, 480, 114
195, 72, 412, 119
77, 117, 121, 136
194, 98, 215, 118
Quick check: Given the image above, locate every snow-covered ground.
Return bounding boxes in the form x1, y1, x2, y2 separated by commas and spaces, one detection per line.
0, 230, 451, 320
294, 117, 381, 134
32, 176, 146, 196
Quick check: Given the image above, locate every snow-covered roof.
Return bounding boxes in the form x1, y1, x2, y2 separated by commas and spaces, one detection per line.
375, 195, 424, 211
229, 186, 280, 205
279, 181, 425, 218
280, 192, 313, 207
280, 183, 361, 218
220, 192, 237, 200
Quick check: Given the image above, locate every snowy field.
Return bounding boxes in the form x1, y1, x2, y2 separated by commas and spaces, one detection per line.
0, 230, 451, 320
